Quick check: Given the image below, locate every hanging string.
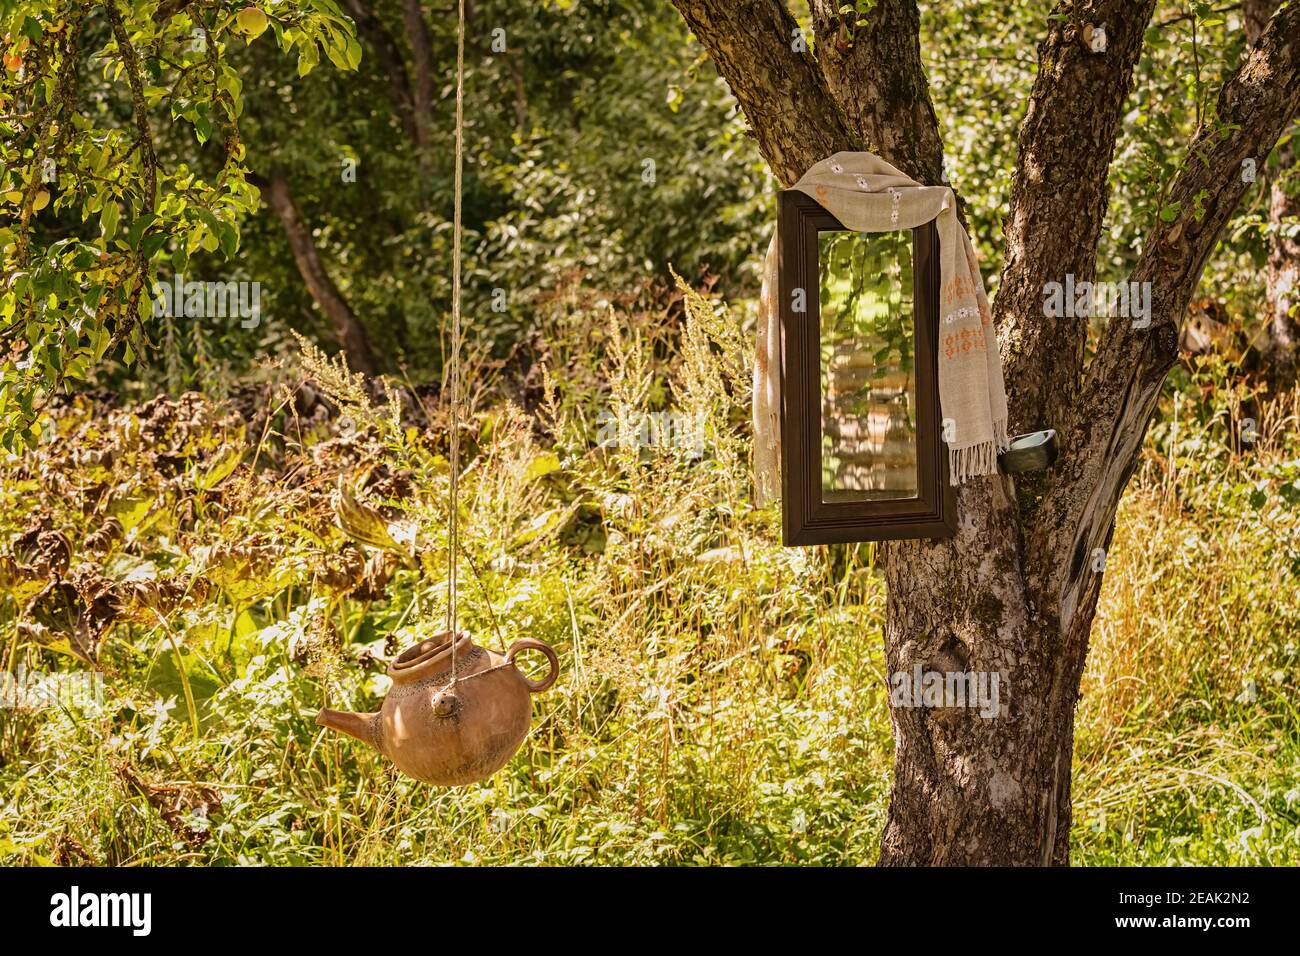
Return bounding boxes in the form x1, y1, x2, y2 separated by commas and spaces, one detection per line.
446, 0, 466, 682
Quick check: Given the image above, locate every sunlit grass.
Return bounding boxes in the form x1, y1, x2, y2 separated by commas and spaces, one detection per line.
0, 293, 1296, 866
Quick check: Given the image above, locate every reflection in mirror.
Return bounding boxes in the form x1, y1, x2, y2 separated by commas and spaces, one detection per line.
818, 230, 918, 502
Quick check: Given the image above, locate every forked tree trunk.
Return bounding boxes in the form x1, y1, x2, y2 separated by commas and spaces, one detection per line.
671, 0, 1300, 864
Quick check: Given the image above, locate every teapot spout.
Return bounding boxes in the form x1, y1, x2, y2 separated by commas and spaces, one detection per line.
316, 707, 380, 751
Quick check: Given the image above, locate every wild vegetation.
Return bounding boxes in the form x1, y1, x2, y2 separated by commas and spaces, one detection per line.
1, 1, 1298, 864
1, 283, 1295, 864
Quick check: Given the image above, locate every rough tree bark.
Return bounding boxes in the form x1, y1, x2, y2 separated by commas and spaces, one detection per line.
261, 172, 378, 376
669, 0, 1300, 864
1245, 0, 1300, 388
807, 0, 946, 185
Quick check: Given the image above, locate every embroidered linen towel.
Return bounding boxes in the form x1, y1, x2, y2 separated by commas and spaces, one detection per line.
753, 150, 1009, 506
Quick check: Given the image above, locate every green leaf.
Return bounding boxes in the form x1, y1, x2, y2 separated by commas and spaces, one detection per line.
140, 232, 168, 260
325, 40, 350, 71
124, 213, 158, 249
217, 221, 239, 258
90, 325, 110, 362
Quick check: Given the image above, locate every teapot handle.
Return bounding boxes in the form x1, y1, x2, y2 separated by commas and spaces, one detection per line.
506, 638, 560, 693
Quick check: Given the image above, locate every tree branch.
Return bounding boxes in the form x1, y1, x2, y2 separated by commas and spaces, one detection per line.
104, 0, 160, 339
997, 1, 1157, 434
1160, 2, 1243, 29
156, 0, 199, 20
401, 0, 437, 171
1040, 1, 1300, 633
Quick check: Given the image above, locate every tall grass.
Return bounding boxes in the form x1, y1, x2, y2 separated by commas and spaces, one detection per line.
0, 289, 1296, 866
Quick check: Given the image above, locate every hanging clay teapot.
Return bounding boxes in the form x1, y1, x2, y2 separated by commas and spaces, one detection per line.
316, 630, 559, 786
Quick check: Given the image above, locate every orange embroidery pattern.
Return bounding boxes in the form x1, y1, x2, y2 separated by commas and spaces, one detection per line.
943, 328, 988, 361
942, 274, 975, 306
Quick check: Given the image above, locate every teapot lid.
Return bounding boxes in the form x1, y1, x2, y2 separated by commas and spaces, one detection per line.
388, 630, 476, 683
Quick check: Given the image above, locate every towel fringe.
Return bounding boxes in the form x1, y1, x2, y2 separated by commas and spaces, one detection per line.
949, 437, 1001, 485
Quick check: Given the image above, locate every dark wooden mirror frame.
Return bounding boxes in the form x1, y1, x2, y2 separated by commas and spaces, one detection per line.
777, 189, 956, 546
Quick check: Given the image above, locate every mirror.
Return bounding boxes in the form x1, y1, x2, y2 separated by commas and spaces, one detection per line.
776, 190, 953, 546
818, 230, 918, 502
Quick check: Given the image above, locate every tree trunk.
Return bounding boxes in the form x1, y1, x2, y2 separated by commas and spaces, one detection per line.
1260, 136, 1300, 386
878, 479, 1073, 865
1246, 0, 1300, 388
343, 0, 419, 146
670, 0, 1300, 864
262, 172, 378, 376
401, 0, 437, 175
807, 0, 946, 185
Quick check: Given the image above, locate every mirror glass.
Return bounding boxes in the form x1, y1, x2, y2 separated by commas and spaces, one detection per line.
817, 229, 918, 502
